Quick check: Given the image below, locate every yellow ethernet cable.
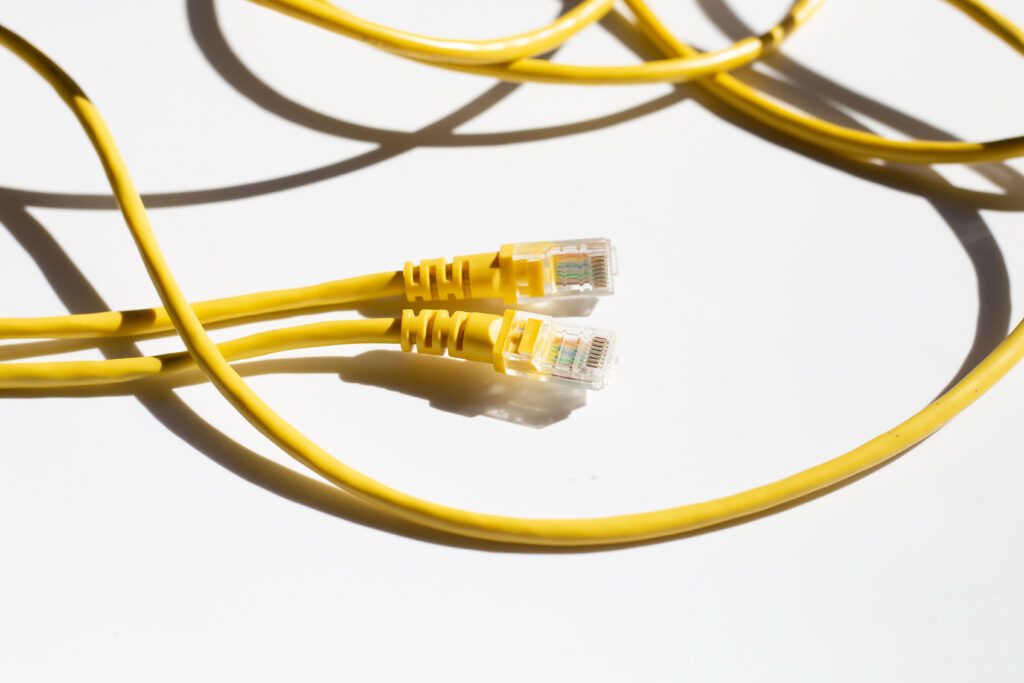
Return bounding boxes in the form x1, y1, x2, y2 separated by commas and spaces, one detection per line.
410, 0, 823, 86
251, 0, 1024, 164
244, 0, 617, 65
6, 0, 1024, 545
621, 0, 1024, 164
0, 271, 402, 340
0, 238, 616, 340
6, 16, 1024, 548
0, 318, 400, 389
0, 310, 616, 391
258, 0, 822, 84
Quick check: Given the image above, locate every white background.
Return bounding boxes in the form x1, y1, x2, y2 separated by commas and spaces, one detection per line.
2, 1, 1024, 680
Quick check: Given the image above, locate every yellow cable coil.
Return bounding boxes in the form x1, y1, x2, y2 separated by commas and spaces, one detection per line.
4, 0, 1024, 545
255, 0, 1024, 163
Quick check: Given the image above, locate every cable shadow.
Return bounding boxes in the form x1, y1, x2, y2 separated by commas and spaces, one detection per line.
0, 1, 612, 552
187, 0, 1022, 404
183, 0, 1024, 211
687, 0, 1014, 392
0, 197, 597, 552
604, 4, 1024, 211
3, 0, 1018, 216
691, 0, 1024, 202
0, 183, 997, 553
319, 350, 587, 427
140, 0, 1024, 544
0, 0, 688, 212
185, 0, 687, 149
2, 0, 1023, 552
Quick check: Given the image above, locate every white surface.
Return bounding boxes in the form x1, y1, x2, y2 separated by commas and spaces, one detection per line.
2, 1, 1024, 680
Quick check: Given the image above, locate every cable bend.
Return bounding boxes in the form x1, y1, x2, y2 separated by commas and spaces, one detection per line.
425, 0, 825, 86
624, 0, 1024, 163
256, 0, 1024, 162
245, 0, 616, 65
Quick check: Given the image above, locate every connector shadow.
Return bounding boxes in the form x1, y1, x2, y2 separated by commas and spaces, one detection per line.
0, 352, 586, 428
334, 350, 586, 427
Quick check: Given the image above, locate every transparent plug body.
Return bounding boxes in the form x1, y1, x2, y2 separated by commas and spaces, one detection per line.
509, 238, 616, 302
496, 311, 616, 390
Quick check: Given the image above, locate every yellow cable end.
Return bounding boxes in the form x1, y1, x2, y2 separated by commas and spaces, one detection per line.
403, 238, 617, 304
398, 308, 616, 390
493, 309, 616, 390
500, 238, 617, 304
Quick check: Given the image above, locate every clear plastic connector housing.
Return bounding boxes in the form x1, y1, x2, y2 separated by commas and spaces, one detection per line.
510, 238, 617, 301
497, 311, 616, 390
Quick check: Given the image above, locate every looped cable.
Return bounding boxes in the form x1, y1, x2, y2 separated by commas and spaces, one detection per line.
5, 0, 1024, 545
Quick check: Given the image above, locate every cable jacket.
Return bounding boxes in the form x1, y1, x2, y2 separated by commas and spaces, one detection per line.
0, 271, 403, 340
0, 318, 401, 388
